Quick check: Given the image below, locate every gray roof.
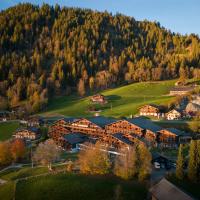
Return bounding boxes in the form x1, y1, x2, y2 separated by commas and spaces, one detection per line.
63, 133, 88, 145
112, 133, 133, 145
127, 117, 162, 133
165, 128, 190, 137
88, 116, 117, 128
150, 178, 193, 200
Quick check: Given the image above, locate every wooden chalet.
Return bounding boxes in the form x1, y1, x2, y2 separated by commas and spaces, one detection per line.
166, 109, 182, 120
105, 119, 144, 137
13, 127, 40, 141
90, 94, 107, 104
139, 104, 163, 118
69, 116, 116, 136
129, 117, 162, 146
149, 178, 193, 200
48, 118, 76, 143
169, 86, 195, 96
157, 128, 191, 148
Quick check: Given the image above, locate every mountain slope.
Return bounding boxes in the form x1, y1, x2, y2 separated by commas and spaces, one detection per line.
0, 3, 199, 114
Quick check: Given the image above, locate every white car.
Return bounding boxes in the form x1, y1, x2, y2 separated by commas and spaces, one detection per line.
154, 162, 161, 169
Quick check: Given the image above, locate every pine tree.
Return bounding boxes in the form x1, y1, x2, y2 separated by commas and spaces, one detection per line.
176, 144, 184, 180
188, 140, 198, 182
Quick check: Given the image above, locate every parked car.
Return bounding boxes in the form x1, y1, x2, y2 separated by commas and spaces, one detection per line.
154, 162, 160, 169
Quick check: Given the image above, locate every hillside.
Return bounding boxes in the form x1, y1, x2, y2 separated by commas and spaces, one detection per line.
41, 79, 175, 117
0, 3, 200, 114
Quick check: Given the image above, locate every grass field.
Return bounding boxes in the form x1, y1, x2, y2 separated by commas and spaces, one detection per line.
0, 166, 147, 200
0, 121, 20, 141
41, 80, 176, 118
15, 173, 147, 200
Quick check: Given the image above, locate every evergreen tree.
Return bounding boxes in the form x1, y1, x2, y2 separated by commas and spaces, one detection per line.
176, 144, 184, 180
188, 140, 198, 182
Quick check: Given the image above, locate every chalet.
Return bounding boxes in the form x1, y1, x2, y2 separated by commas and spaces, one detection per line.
158, 128, 191, 148
169, 86, 195, 96
13, 127, 40, 141
90, 94, 107, 104
70, 116, 116, 136
139, 104, 163, 118
149, 178, 193, 200
129, 117, 162, 146
20, 116, 44, 127
60, 133, 88, 151
166, 109, 182, 120
101, 133, 134, 148
186, 102, 200, 116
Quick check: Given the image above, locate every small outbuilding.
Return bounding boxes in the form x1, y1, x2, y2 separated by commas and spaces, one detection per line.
90, 94, 107, 104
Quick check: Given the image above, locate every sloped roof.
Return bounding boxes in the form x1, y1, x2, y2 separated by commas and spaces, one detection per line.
112, 133, 133, 145
150, 178, 193, 200
63, 133, 88, 145
167, 109, 182, 115
15, 127, 39, 134
170, 86, 195, 92
127, 117, 162, 133
186, 102, 200, 113
88, 116, 117, 128
165, 128, 190, 137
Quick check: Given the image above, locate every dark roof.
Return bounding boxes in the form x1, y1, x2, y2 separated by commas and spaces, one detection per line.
127, 117, 162, 133
63, 133, 88, 145
15, 127, 39, 134
165, 128, 190, 136
63, 117, 77, 123
88, 116, 117, 128
112, 133, 133, 145
150, 178, 193, 200
140, 104, 161, 109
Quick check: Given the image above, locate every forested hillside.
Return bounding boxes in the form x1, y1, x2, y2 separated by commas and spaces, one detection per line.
0, 3, 200, 113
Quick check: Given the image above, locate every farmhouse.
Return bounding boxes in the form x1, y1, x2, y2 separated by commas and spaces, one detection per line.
149, 178, 193, 200
90, 94, 107, 104
166, 109, 182, 120
139, 104, 163, 118
169, 86, 195, 96
158, 128, 191, 148
13, 127, 40, 141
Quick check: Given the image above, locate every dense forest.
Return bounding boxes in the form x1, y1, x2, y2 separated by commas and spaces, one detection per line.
0, 3, 200, 113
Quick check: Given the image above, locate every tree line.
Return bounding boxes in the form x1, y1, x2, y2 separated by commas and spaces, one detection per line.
0, 3, 200, 113
176, 140, 200, 182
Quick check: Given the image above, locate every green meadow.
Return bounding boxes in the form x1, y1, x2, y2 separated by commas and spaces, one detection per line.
0, 121, 20, 141
41, 80, 176, 118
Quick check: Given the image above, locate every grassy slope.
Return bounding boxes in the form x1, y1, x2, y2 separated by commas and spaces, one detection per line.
0, 121, 20, 141
42, 80, 176, 118
15, 173, 147, 200
0, 167, 147, 200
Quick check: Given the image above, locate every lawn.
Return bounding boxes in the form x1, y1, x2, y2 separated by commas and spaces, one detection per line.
15, 173, 147, 200
0, 166, 147, 200
41, 80, 176, 118
0, 121, 20, 141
